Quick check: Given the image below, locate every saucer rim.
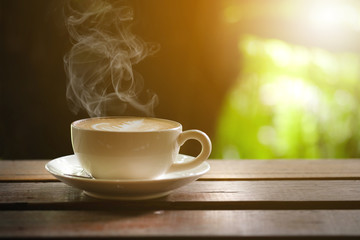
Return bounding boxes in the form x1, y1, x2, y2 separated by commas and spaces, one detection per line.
83, 190, 173, 200
45, 154, 210, 183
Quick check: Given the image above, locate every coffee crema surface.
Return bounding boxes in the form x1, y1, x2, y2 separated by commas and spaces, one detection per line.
73, 117, 179, 132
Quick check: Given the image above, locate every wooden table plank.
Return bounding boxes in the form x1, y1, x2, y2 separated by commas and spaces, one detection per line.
205, 159, 360, 180
0, 160, 53, 181
2, 159, 360, 181
1, 181, 360, 210
1, 210, 360, 238
2, 160, 360, 239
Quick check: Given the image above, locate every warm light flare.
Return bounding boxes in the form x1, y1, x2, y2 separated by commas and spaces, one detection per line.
307, 1, 360, 32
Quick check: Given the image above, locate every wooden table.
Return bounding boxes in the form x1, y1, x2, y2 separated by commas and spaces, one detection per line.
1, 159, 360, 239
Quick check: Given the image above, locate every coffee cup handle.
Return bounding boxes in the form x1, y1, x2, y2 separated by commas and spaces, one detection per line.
168, 130, 212, 172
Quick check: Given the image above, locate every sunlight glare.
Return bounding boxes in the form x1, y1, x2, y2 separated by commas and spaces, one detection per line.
307, 1, 360, 32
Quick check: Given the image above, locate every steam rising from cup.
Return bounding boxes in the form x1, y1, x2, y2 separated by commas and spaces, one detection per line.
64, 0, 159, 117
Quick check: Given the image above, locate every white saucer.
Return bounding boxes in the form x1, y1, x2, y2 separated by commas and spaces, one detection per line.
45, 154, 210, 200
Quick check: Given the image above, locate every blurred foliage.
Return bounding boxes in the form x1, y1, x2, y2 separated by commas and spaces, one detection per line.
213, 35, 360, 159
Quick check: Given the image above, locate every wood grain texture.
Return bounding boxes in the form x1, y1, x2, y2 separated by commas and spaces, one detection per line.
0, 160, 55, 181
2, 160, 360, 239
204, 159, 360, 180
1, 181, 360, 210
2, 159, 360, 181
1, 210, 360, 238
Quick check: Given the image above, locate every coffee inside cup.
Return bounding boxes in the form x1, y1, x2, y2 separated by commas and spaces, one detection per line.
73, 117, 179, 132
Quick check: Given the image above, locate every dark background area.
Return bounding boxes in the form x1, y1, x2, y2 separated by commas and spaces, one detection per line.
0, 0, 238, 159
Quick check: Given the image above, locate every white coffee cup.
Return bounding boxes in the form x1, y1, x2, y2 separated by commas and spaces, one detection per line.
71, 116, 212, 179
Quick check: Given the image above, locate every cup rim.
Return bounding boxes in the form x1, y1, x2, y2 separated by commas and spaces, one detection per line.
71, 116, 182, 133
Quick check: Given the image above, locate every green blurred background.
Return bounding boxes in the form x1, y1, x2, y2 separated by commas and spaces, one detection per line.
1, 0, 360, 159
214, 35, 360, 159
213, 0, 360, 159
